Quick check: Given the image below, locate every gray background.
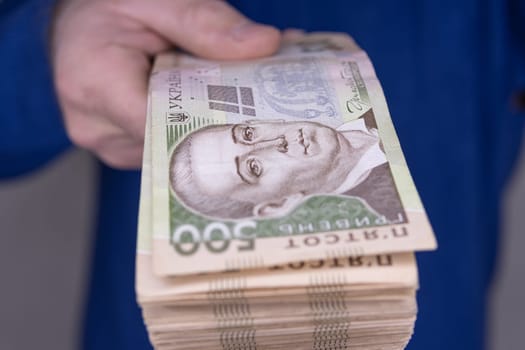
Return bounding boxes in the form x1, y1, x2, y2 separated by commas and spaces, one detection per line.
0, 136, 524, 349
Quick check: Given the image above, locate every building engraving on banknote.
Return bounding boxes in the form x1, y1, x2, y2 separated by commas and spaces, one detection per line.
254, 57, 338, 119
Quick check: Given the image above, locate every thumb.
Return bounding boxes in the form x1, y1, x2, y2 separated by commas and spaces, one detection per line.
125, 0, 281, 60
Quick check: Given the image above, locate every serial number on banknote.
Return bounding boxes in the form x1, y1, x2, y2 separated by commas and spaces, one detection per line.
268, 254, 395, 271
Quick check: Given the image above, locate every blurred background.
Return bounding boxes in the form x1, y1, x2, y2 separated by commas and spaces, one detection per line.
0, 135, 524, 349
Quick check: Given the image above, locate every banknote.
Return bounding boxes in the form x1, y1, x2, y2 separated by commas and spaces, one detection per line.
137, 106, 419, 301
147, 33, 437, 276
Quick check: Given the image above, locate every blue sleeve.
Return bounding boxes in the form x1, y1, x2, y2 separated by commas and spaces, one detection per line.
0, 0, 71, 178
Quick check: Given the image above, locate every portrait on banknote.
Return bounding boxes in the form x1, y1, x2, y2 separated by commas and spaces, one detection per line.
168, 110, 404, 223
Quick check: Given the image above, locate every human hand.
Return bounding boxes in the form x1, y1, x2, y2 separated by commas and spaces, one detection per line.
51, 0, 281, 168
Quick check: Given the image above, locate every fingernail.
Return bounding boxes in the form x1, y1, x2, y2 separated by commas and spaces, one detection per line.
230, 21, 268, 41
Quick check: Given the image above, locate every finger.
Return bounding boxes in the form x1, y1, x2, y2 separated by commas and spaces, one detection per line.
282, 28, 306, 41
62, 107, 126, 152
119, 0, 281, 60
59, 44, 150, 142
93, 45, 150, 141
64, 109, 144, 169
54, 23, 151, 143
96, 137, 144, 169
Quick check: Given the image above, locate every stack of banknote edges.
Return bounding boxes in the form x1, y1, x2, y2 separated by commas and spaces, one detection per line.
136, 33, 437, 350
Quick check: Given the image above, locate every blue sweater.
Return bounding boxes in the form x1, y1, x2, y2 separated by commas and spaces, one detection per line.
1, 0, 524, 349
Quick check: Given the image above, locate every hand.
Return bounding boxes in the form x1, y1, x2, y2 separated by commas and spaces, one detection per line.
51, 0, 281, 168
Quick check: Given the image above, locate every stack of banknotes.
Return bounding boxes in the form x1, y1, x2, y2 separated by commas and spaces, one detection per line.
136, 33, 437, 350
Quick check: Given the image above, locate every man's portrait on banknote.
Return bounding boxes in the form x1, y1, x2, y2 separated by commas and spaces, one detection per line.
169, 111, 404, 222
